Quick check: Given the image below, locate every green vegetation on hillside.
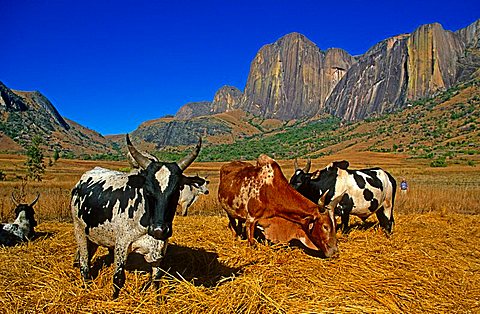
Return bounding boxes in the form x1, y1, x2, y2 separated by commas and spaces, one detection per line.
150, 80, 479, 165
153, 117, 342, 162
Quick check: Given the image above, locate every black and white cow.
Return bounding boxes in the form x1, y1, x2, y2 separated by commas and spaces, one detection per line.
127, 150, 210, 217
0, 193, 39, 246
178, 175, 209, 216
289, 160, 396, 234
71, 134, 201, 298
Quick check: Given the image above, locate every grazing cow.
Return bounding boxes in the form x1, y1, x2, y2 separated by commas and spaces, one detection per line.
178, 175, 209, 216
218, 154, 341, 257
0, 194, 39, 246
290, 160, 397, 234
71, 134, 201, 298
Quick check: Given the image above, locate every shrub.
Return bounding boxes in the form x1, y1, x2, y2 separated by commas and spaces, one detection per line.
430, 158, 447, 167
25, 135, 46, 181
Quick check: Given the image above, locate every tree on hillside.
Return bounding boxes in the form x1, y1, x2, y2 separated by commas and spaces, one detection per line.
25, 135, 46, 181
53, 149, 60, 162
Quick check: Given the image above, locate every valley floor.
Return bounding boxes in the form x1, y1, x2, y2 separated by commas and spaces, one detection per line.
1, 213, 479, 313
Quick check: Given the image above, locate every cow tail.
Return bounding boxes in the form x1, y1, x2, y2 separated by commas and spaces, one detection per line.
386, 172, 397, 222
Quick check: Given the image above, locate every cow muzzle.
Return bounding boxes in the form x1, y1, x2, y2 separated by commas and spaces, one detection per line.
149, 224, 171, 240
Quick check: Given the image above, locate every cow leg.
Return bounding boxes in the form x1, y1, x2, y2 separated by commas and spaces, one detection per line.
341, 212, 350, 234
73, 240, 98, 268
245, 217, 257, 245
73, 226, 93, 284
182, 196, 197, 216
181, 201, 189, 216
227, 216, 241, 238
112, 243, 129, 299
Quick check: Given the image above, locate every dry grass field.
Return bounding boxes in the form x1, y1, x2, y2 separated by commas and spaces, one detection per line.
1, 153, 479, 313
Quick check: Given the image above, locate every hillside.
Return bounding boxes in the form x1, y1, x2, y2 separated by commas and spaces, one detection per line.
152, 79, 479, 165
0, 82, 119, 158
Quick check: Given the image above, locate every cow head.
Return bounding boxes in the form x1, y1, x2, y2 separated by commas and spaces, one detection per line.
11, 193, 39, 239
289, 158, 312, 190
304, 192, 344, 257
182, 175, 210, 195
126, 134, 201, 240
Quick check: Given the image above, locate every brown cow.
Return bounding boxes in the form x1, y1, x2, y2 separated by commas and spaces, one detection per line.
218, 154, 341, 257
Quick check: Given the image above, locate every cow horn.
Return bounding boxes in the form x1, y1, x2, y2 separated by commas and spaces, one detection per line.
330, 190, 346, 209
11, 193, 19, 206
29, 193, 40, 207
303, 158, 311, 173
318, 191, 328, 211
294, 158, 299, 170
126, 134, 152, 170
177, 137, 202, 171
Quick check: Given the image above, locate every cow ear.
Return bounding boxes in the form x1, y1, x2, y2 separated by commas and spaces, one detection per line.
127, 174, 146, 188
334, 160, 349, 170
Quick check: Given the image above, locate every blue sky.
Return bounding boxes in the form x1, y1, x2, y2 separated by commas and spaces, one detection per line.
2, 1, 478, 135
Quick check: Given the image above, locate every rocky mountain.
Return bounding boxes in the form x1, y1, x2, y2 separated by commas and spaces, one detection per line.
0, 81, 116, 156
211, 86, 242, 114
174, 86, 243, 120
4, 19, 479, 154
169, 19, 479, 130
175, 101, 212, 120
239, 33, 356, 120
129, 110, 275, 148
327, 21, 478, 121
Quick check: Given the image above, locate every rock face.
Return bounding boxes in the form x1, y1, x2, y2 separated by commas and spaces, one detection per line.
239, 33, 356, 120
456, 19, 480, 81
0, 82, 29, 111
211, 86, 242, 114
456, 19, 480, 48
132, 116, 232, 147
175, 101, 212, 120
327, 21, 474, 121
406, 23, 465, 100
326, 35, 410, 120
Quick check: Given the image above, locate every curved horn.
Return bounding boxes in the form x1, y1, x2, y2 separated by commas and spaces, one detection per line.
318, 191, 328, 211
126, 134, 152, 169
29, 193, 40, 207
303, 158, 311, 173
294, 158, 299, 170
177, 137, 202, 171
11, 193, 19, 206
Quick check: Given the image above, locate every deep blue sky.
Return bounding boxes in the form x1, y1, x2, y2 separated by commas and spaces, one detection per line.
2, 1, 478, 135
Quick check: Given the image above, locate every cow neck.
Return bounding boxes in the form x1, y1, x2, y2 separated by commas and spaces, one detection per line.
269, 166, 319, 225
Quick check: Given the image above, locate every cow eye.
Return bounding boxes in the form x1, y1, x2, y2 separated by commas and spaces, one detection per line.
322, 224, 330, 232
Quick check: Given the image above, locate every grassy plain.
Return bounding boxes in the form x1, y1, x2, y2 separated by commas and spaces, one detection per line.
0, 153, 479, 313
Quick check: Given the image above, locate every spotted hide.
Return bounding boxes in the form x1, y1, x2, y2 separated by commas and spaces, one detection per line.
0, 194, 39, 246
71, 134, 201, 299
178, 175, 209, 216
290, 160, 397, 234
218, 154, 340, 257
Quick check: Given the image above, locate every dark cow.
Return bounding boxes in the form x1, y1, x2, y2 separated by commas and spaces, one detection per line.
218, 154, 341, 257
178, 175, 209, 216
71, 134, 201, 298
290, 160, 397, 234
0, 194, 39, 246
